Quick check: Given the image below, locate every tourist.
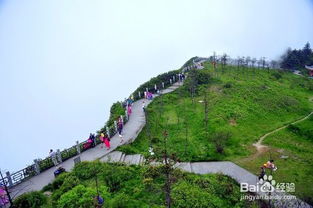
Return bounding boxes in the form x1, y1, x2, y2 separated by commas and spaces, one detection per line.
127, 105, 132, 116
93, 195, 104, 208
89, 133, 96, 147
49, 149, 58, 166
117, 118, 124, 143
100, 133, 105, 148
263, 160, 277, 171
258, 166, 266, 181
104, 135, 110, 150
142, 101, 146, 112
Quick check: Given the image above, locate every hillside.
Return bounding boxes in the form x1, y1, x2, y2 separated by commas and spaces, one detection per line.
118, 63, 313, 203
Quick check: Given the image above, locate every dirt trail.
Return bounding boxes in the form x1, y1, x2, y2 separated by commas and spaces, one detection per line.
239, 111, 313, 163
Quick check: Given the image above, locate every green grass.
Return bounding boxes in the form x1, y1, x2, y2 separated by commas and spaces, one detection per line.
118, 65, 313, 160
117, 64, 313, 203
32, 161, 258, 208
238, 115, 313, 204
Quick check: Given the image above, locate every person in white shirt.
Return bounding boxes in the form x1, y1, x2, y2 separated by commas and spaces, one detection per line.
49, 149, 58, 166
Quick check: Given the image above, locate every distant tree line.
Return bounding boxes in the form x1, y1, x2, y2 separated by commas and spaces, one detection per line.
280, 42, 313, 70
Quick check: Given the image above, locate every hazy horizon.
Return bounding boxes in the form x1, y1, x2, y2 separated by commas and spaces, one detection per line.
1, 0, 313, 173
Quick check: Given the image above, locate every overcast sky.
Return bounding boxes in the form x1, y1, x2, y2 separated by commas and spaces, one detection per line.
1, 0, 313, 172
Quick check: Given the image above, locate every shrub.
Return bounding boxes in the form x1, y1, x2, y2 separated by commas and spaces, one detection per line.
171, 181, 223, 207
57, 185, 109, 208
52, 175, 80, 202
287, 124, 301, 134
223, 82, 232, 88
13, 191, 47, 208
101, 165, 135, 192
106, 102, 125, 127
50, 172, 70, 191
110, 193, 147, 208
211, 132, 231, 154
73, 161, 103, 180
272, 72, 282, 80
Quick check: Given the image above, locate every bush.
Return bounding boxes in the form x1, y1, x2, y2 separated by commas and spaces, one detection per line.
110, 193, 147, 208
132, 69, 180, 101
172, 180, 223, 207
52, 174, 80, 202
106, 102, 125, 127
73, 161, 103, 180
57, 185, 109, 208
272, 72, 282, 80
101, 165, 135, 192
223, 82, 232, 88
211, 132, 231, 154
50, 172, 70, 191
13, 191, 47, 208
287, 124, 301, 134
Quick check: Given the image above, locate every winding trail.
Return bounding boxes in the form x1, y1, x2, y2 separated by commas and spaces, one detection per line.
252, 111, 313, 159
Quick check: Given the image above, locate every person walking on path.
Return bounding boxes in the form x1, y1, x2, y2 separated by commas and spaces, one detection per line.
103, 135, 110, 150
117, 118, 124, 143
142, 101, 146, 112
100, 133, 105, 148
49, 149, 59, 166
127, 104, 132, 116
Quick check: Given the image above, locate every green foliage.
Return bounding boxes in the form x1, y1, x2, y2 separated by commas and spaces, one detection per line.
287, 118, 313, 141
181, 56, 198, 68
13, 191, 47, 208
73, 161, 103, 180
239, 115, 313, 204
106, 102, 125, 127
172, 174, 245, 208
52, 174, 80, 202
271, 71, 282, 80
57, 185, 109, 208
100, 165, 137, 192
132, 69, 180, 100
211, 132, 231, 154
41, 161, 254, 207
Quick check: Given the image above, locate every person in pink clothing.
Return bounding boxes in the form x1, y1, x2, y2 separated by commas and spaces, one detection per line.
127, 105, 132, 116
104, 135, 110, 150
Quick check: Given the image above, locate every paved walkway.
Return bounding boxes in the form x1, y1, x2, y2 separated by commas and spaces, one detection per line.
9, 81, 183, 199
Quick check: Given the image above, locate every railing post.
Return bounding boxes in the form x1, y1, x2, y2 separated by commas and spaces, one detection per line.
146, 87, 148, 92
154, 84, 157, 91
76, 140, 81, 154
173, 75, 175, 82
138, 91, 141, 98
162, 82, 165, 88
33, 159, 40, 175
170, 79, 172, 84
5, 171, 13, 187
106, 126, 110, 138
56, 149, 62, 163
114, 120, 118, 132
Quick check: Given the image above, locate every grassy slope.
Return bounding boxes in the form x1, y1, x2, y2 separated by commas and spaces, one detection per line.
40, 161, 257, 208
118, 63, 313, 202
237, 115, 313, 204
